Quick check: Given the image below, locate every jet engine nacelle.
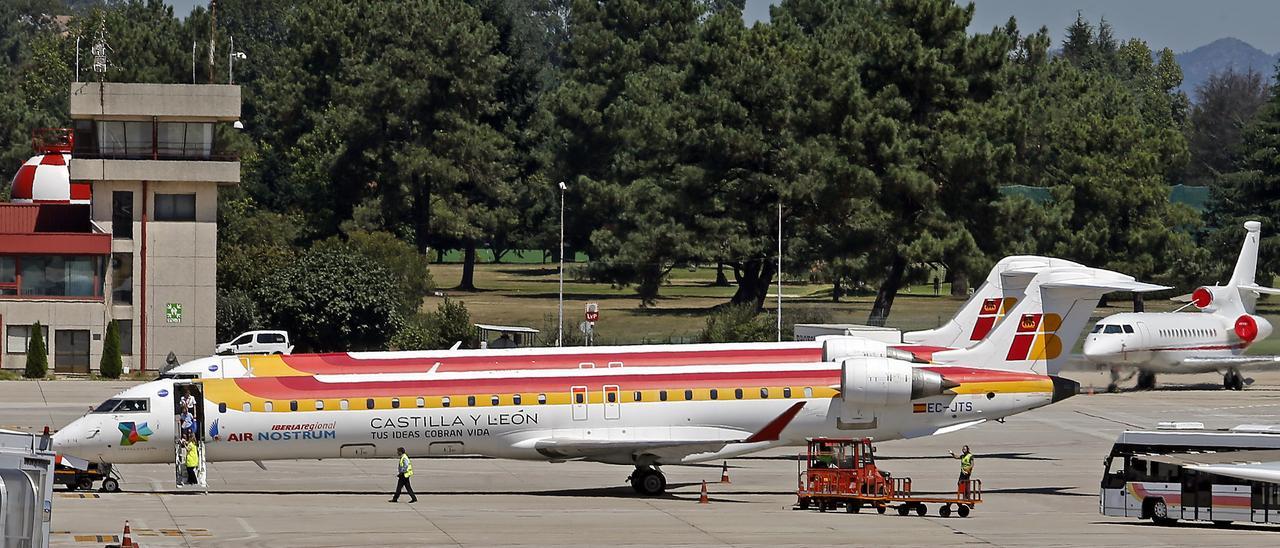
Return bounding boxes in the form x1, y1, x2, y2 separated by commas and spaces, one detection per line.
1235, 314, 1273, 343
1191, 285, 1239, 313
840, 356, 952, 408
821, 336, 922, 363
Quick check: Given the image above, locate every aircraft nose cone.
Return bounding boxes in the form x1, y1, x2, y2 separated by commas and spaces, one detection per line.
1081, 339, 1110, 361
1050, 376, 1080, 403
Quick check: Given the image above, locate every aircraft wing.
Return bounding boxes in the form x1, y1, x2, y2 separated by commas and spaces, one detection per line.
1188, 462, 1280, 483
1180, 355, 1280, 369
532, 402, 805, 464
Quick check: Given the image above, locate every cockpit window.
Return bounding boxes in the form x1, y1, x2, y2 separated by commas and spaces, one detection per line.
1122, 325, 1134, 334
92, 398, 148, 413
1091, 324, 1104, 333
1104, 325, 1123, 334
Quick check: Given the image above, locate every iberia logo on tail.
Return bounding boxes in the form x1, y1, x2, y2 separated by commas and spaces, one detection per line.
1005, 313, 1063, 360
970, 297, 1017, 341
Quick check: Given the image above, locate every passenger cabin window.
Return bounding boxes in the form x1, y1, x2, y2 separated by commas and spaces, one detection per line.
537, 394, 546, 404
659, 390, 668, 401
735, 388, 744, 400
264, 402, 274, 412
683, 389, 693, 401
340, 400, 349, 410
803, 387, 814, 398
760, 388, 770, 399
783, 387, 793, 398
574, 392, 584, 404
442, 397, 452, 408
366, 398, 375, 410
289, 400, 298, 412
607, 391, 617, 403
392, 398, 401, 409
633, 391, 642, 402
218, 402, 227, 413
314, 400, 324, 410
512, 394, 522, 405
416, 397, 425, 408
709, 389, 718, 400
467, 396, 477, 407
242, 403, 251, 413
491, 395, 500, 406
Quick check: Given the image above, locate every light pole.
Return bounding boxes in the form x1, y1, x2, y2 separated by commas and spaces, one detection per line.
777, 197, 783, 342
228, 36, 246, 84
558, 181, 568, 347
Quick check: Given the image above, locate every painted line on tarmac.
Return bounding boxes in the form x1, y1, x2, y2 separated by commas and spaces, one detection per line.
1024, 415, 1116, 442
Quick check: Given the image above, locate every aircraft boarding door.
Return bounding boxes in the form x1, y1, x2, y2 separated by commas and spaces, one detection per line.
571, 386, 588, 421
603, 385, 620, 420
172, 381, 208, 490
219, 356, 244, 378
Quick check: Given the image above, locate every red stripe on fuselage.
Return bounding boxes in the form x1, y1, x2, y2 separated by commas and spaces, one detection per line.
229, 366, 1046, 400
280, 347, 825, 374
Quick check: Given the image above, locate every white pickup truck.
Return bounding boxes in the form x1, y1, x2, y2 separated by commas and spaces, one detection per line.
215, 330, 294, 355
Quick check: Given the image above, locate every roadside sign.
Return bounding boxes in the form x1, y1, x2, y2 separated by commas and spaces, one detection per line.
585, 303, 599, 323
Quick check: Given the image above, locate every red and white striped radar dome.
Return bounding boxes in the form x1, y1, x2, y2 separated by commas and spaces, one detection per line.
9, 153, 90, 204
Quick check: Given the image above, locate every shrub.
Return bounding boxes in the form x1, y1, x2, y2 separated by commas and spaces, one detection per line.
24, 321, 47, 378
100, 320, 123, 378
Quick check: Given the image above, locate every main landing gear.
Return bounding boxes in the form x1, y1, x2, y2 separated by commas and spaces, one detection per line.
628, 465, 667, 496
1224, 368, 1245, 391
1135, 371, 1157, 391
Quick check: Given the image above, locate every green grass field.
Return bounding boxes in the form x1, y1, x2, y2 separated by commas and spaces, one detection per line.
423, 263, 1280, 350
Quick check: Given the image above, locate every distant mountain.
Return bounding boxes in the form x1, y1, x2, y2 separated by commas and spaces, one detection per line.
1176, 38, 1278, 99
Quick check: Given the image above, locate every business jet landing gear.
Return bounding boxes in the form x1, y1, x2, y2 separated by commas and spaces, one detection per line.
1136, 372, 1157, 390
1224, 369, 1245, 391
628, 465, 666, 496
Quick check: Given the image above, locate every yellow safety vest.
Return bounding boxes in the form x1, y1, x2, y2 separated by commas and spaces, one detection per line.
960, 453, 974, 474
400, 454, 413, 478
185, 442, 200, 468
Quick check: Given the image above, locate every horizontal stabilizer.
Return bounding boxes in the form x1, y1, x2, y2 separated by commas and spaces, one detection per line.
1041, 280, 1170, 293
1180, 355, 1280, 369
1240, 284, 1280, 296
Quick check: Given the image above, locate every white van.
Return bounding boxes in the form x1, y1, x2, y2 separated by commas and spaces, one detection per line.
215, 331, 294, 355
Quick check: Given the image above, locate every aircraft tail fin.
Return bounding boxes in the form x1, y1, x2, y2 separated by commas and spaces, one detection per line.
1228, 221, 1262, 289
931, 267, 1168, 375
902, 256, 1083, 348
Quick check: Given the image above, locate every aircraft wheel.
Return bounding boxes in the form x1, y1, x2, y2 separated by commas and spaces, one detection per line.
958, 504, 971, 518
101, 477, 120, 493
1136, 372, 1156, 390
630, 467, 665, 496
939, 504, 951, 518
1106, 383, 1118, 393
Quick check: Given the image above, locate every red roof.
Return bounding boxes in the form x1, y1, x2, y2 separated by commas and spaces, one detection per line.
0, 203, 110, 255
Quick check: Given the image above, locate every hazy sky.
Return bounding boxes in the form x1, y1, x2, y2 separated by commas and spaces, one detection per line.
744, 0, 1280, 54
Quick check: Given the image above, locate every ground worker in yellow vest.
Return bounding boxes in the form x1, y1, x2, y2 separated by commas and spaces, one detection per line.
389, 447, 418, 503
950, 445, 974, 496
184, 436, 200, 485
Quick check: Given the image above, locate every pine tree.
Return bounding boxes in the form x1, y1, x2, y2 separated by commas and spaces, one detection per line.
100, 320, 123, 379
23, 322, 47, 379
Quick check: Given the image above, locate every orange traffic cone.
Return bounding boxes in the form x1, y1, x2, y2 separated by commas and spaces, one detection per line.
699, 481, 710, 504
720, 461, 731, 484
120, 520, 134, 548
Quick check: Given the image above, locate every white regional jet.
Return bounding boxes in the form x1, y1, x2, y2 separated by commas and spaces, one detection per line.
1083, 221, 1280, 391
164, 255, 1080, 380
52, 266, 1159, 496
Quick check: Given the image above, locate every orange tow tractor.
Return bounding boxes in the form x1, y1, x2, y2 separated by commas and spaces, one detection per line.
795, 437, 981, 518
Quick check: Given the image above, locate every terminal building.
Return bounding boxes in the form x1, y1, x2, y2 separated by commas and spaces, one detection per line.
0, 83, 240, 374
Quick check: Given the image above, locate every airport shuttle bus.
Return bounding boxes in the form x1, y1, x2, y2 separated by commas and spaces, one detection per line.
55, 355, 1078, 496
1100, 423, 1280, 526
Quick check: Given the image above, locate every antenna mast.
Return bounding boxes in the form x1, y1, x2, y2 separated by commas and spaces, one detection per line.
208, 0, 217, 83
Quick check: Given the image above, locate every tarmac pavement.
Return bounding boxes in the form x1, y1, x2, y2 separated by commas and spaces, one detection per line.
3, 368, 1280, 546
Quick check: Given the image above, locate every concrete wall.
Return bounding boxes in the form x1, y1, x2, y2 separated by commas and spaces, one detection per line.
72, 159, 241, 184
69, 83, 240, 120
0, 300, 106, 374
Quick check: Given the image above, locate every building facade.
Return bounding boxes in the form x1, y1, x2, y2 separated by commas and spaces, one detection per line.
0, 83, 240, 374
